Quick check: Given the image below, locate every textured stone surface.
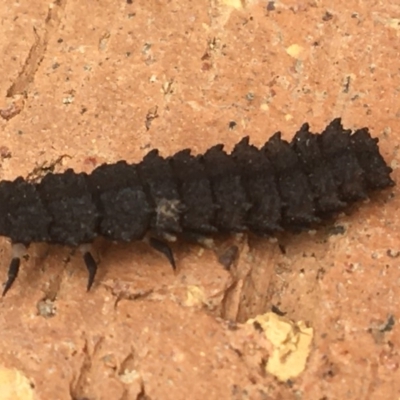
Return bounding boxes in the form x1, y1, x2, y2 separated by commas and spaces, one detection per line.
0, 0, 399, 399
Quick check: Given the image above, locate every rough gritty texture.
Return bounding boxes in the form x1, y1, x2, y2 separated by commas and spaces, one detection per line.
0, 1, 399, 399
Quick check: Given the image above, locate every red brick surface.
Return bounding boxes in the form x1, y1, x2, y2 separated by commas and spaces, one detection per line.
0, 1, 399, 399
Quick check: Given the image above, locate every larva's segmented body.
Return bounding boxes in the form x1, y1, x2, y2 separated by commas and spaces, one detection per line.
0, 118, 394, 294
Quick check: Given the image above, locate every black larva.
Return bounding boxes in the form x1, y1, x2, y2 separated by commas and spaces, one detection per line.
0, 118, 394, 295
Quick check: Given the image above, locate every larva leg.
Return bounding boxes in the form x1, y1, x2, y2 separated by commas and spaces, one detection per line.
148, 237, 176, 270
79, 244, 97, 291
2, 258, 21, 296
2, 243, 27, 296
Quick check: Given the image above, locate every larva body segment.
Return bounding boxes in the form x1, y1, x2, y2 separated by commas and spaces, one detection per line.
292, 123, 346, 213
319, 120, 367, 201
169, 149, 217, 234
0, 118, 394, 295
38, 170, 98, 246
88, 161, 151, 242
350, 128, 395, 190
0, 177, 51, 244
263, 132, 319, 228
231, 137, 282, 234
202, 144, 251, 232
137, 149, 182, 236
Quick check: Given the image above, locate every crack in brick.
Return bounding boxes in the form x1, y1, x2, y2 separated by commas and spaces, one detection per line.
69, 337, 105, 400
6, 0, 68, 99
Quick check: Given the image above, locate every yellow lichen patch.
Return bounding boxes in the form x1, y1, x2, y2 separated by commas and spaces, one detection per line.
387, 18, 400, 30
372, 14, 400, 33
0, 366, 34, 400
185, 285, 206, 307
248, 312, 313, 381
220, 0, 244, 9
286, 44, 306, 60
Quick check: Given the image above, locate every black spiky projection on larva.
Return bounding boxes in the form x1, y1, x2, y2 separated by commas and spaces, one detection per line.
0, 118, 394, 295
